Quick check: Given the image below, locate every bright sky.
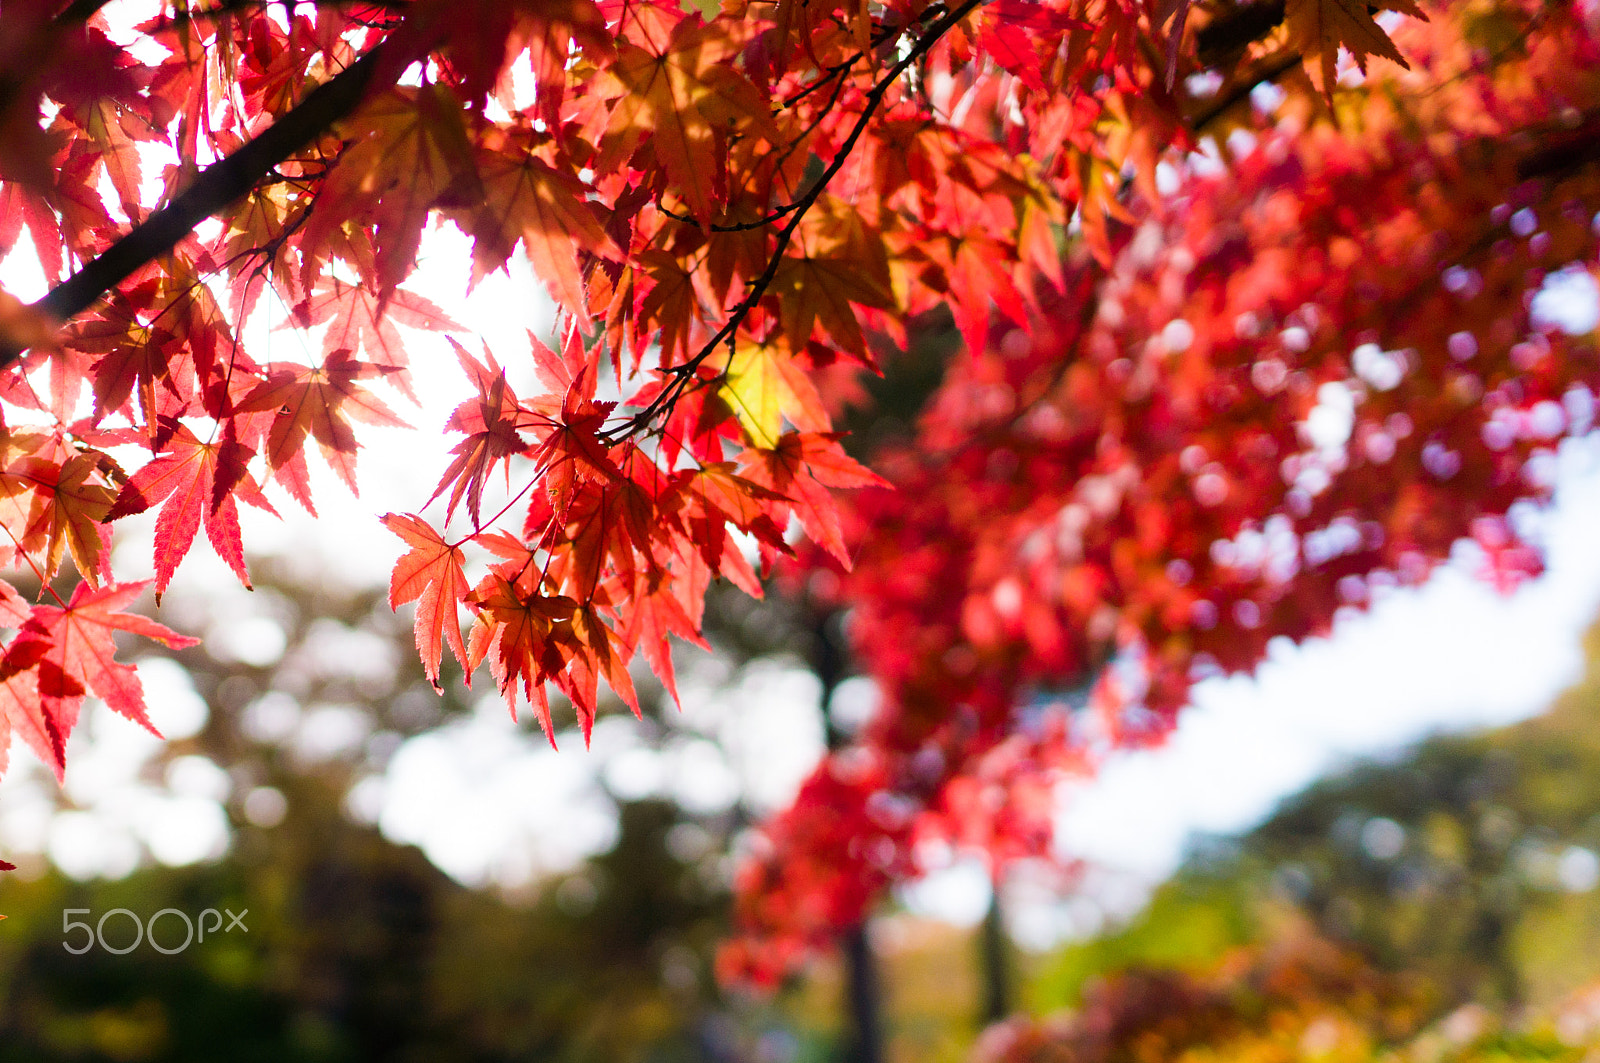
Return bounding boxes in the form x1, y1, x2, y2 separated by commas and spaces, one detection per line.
5, 170, 1600, 957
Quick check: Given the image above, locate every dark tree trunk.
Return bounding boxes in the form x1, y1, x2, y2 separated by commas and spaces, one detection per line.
840, 920, 886, 1063
978, 878, 1012, 1027
810, 607, 886, 1063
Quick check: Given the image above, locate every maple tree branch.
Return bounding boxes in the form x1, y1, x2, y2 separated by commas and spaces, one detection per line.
0, 41, 389, 369
1195, 0, 1286, 65
54, 0, 114, 23
1517, 116, 1600, 180
601, 0, 989, 443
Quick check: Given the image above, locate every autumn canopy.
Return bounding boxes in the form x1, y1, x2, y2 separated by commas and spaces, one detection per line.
1, 0, 1598, 984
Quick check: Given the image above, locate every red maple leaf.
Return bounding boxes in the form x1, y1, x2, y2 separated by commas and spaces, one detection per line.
1, 581, 198, 781
107, 420, 274, 599
741, 432, 884, 564
430, 340, 528, 526
466, 573, 577, 745
290, 278, 462, 394
235, 350, 409, 511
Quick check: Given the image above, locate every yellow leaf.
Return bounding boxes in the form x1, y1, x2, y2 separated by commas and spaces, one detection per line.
720, 342, 784, 448
719, 342, 829, 449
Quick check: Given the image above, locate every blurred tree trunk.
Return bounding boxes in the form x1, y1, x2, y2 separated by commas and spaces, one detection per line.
812, 607, 886, 1063
841, 921, 886, 1063
979, 879, 1012, 1026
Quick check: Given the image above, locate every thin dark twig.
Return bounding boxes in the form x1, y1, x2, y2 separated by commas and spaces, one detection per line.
657, 9, 952, 236
600, 0, 988, 443
660, 55, 861, 233
782, 53, 863, 110
769, 54, 858, 174
657, 200, 804, 232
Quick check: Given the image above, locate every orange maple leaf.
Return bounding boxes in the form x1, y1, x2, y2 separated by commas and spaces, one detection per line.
382, 512, 470, 690
771, 255, 893, 356
466, 574, 577, 744
461, 129, 614, 314
5, 452, 118, 586
636, 250, 701, 365
235, 351, 409, 511
301, 84, 481, 296
682, 463, 791, 584
741, 432, 884, 564
615, 570, 707, 711
555, 604, 639, 744
600, 13, 776, 222
1284, 0, 1425, 97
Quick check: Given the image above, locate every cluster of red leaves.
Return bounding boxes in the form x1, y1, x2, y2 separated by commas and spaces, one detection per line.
723, 0, 1600, 985
0, 0, 1592, 998
0, 0, 1228, 777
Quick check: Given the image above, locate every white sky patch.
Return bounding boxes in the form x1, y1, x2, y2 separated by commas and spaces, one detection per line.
1303, 380, 1355, 450
1533, 266, 1600, 335
368, 657, 828, 890
675, 659, 827, 813
377, 698, 620, 888
207, 614, 289, 668
137, 657, 211, 740
137, 793, 231, 866
3, 695, 234, 879
899, 857, 995, 928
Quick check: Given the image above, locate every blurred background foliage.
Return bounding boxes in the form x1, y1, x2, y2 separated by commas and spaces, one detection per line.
5, 556, 1600, 1061
1029, 620, 1600, 1018
0, 560, 827, 1062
